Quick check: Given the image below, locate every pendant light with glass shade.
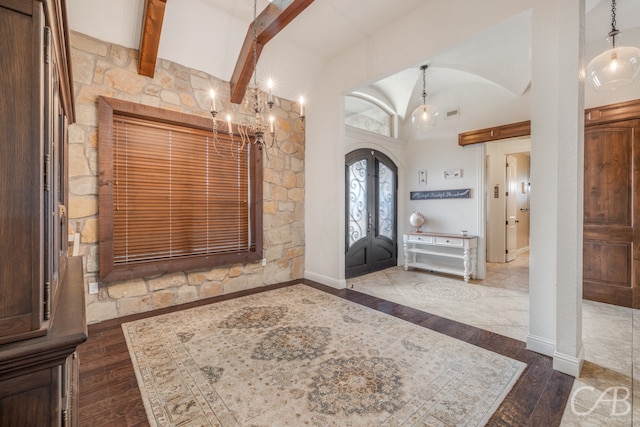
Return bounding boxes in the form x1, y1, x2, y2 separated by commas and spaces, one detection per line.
410, 65, 438, 131
586, 0, 640, 90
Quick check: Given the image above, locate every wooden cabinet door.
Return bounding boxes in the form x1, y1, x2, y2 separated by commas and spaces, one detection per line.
583, 119, 640, 308
0, 1, 46, 343
0, 369, 57, 427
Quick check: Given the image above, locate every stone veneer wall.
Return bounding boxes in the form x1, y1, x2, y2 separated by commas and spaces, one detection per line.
69, 32, 305, 324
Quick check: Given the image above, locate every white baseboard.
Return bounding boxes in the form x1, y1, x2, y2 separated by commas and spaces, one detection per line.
304, 270, 346, 290
553, 349, 584, 377
526, 334, 556, 357
516, 246, 530, 255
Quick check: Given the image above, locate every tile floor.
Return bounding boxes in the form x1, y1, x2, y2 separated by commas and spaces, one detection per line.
347, 253, 639, 426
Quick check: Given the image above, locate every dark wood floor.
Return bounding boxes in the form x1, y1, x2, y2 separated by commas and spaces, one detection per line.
78, 280, 574, 426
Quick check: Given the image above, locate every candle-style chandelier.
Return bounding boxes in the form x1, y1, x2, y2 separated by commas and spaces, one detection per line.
209, 0, 305, 159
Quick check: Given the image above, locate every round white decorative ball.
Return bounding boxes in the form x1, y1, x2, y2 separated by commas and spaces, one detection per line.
409, 211, 425, 231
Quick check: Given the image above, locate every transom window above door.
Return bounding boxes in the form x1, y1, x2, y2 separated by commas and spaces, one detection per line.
344, 94, 396, 138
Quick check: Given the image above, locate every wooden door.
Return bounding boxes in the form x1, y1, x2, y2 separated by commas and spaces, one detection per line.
345, 150, 397, 278
583, 119, 640, 308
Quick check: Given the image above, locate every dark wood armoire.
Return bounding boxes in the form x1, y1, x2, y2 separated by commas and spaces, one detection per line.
0, 0, 87, 425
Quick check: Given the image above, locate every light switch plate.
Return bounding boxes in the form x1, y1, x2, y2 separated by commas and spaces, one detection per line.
418, 170, 427, 186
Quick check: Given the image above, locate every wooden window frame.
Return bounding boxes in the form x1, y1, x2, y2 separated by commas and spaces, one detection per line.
97, 96, 263, 282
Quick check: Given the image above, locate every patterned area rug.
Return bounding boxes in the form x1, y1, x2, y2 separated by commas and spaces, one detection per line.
122, 284, 525, 426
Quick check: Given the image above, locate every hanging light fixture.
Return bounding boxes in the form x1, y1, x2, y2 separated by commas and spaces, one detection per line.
209, 0, 305, 158
586, 0, 640, 90
410, 65, 438, 131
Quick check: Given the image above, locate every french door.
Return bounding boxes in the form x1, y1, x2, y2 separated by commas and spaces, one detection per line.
345, 149, 397, 278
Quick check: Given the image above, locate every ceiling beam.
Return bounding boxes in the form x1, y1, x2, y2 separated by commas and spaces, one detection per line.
138, 0, 167, 78
229, 0, 314, 104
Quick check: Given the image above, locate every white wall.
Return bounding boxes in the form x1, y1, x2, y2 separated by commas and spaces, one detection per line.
67, 0, 144, 49
404, 138, 480, 235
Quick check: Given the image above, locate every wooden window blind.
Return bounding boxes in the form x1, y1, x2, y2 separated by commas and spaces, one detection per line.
98, 97, 262, 282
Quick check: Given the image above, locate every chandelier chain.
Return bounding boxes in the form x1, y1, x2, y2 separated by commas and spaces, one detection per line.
611, 0, 617, 33
410, 64, 437, 130
421, 65, 427, 104
608, 0, 619, 48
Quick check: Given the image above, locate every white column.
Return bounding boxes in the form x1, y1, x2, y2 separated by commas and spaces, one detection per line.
304, 82, 347, 289
529, 0, 584, 376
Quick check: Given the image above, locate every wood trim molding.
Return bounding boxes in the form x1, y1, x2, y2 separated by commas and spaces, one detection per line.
229, 0, 314, 104
0, 0, 32, 16
42, 0, 75, 121
585, 98, 640, 126
458, 120, 530, 146
138, 0, 167, 78
458, 99, 640, 146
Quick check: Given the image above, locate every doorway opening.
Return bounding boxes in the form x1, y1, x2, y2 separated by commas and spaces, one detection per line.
486, 138, 531, 263
345, 149, 398, 278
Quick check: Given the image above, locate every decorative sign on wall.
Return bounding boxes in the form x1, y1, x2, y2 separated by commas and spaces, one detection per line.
410, 188, 472, 200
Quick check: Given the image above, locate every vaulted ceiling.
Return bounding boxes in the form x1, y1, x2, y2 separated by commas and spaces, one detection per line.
68, 0, 640, 123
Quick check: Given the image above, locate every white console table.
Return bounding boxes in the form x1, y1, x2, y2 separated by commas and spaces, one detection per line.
403, 232, 478, 282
